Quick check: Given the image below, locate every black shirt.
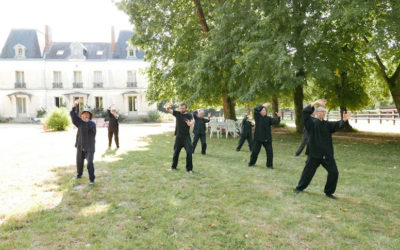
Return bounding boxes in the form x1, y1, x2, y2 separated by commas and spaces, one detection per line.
253, 105, 280, 142
303, 105, 344, 159
107, 109, 119, 130
70, 107, 96, 152
193, 111, 210, 135
240, 116, 253, 136
173, 110, 193, 138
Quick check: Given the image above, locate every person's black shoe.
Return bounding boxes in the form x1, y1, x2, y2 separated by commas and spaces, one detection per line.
267, 166, 274, 169
76, 175, 82, 179
293, 188, 302, 194
326, 194, 338, 200
89, 180, 95, 185
236, 148, 240, 152
247, 164, 255, 167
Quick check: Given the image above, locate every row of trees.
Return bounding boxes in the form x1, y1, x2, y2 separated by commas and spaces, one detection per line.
118, 0, 400, 132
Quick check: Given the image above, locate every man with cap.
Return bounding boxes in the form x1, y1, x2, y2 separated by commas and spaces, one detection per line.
166, 102, 194, 173
293, 99, 352, 199
70, 99, 96, 184
248, 102, 281, 169
192, 109, 210, 155
107, 104, 119, 149
236, 114, 254, 152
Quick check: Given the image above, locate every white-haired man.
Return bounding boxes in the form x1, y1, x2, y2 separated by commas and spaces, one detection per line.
293, 99, 352, 199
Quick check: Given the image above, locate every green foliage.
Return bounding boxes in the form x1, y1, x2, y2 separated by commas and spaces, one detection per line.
148, 111, 162, 122
36, 107, 47, 118
44, 107, 71, 131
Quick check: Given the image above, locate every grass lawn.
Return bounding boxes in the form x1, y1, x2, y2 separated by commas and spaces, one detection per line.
1, 129, 399, 249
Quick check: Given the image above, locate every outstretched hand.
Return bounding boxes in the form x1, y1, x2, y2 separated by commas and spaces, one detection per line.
276, 110, 282, 118
343, 111, 352, 121
312, 99, 327, 107
184, 118, 191, 127
263, 102, 271, 108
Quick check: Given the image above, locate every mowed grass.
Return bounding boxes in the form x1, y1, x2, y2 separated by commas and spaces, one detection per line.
1, 129, 399, 249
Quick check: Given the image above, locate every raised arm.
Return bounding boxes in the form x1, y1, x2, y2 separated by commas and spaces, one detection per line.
329, 111, 352, 133
165, 103, 174, 114
70, 100, 83, 127
271, 110, 281, 125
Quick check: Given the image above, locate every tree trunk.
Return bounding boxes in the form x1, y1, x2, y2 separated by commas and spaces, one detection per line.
272, 96, 279, 116
363, 36, 400, 115
293, 85, 304, 133
339, 106, 354, 132
193, 0, 209, 36
222, 94, 236, 120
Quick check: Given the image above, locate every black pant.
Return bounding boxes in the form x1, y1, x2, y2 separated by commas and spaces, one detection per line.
108, 128, 119, 147
76, 149, 95, 181
171, 136, 193, 171
249, 140, 273, 167
296, 156, 339, 195
295, 133, 308, 156
192, 133, 207, 154
237, 133, 253, 151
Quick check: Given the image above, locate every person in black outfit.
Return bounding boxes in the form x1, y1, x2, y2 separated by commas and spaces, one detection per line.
295, 111, 315, 156
107, 104, 119, 148
70, 99, 97, 184
293, 99, 352, 199
248, 102, 281, 168
192, 109, 210, 155
236, 114, 254, 152
166, 103, 194, 173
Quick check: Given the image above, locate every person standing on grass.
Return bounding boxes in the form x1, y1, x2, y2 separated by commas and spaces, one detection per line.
192, 109, 210, 155
107, 104, 119, 149
70, 99, 96, 184
248, 102, 281, 169
236, 114, 254, 152
293, 99, 352, 199
295, 110, 315, 156
166, 103, 194, 173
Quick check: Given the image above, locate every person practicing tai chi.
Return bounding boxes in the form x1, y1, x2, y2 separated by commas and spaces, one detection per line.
70, 99, 97, 184
192, 109, 210, 155
166, 103, 194, 173
293, 99, 352, 199
248, 102, 281, 168
295, 110, 315, 156
107, 104, 119, 149
236, 114, 254, 152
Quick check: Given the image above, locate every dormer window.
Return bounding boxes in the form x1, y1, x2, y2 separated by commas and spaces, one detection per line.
14, 44, 26, 59
126, 43, 136, 59
56, 50, 64, 55
96, 50, 103, 56
69, 42, 86, 60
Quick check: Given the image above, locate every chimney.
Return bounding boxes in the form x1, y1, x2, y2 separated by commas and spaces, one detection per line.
44, 25, 52, 52
111, 26, 116, 52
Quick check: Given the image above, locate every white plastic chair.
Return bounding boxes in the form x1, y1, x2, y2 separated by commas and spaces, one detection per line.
209, 120, 221, 139
225, 119, 238, 138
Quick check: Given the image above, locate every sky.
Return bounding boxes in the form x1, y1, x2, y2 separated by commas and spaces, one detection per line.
0, 0, 133, 48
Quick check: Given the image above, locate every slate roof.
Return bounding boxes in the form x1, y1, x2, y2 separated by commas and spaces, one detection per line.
45, 42, 111, 60
112, 31, 144, 59
1, 29, 144, 60
0, 29, 42, 58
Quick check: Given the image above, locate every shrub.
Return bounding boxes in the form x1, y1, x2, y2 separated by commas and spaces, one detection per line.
148, 111, 161, 122
36, 107, 47, 118
44, 107, 71, 131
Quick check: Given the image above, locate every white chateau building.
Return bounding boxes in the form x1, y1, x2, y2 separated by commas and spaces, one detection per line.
0, 26, 156, 121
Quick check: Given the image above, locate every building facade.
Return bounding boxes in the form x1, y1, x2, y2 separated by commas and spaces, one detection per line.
0, 26, 155, 121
